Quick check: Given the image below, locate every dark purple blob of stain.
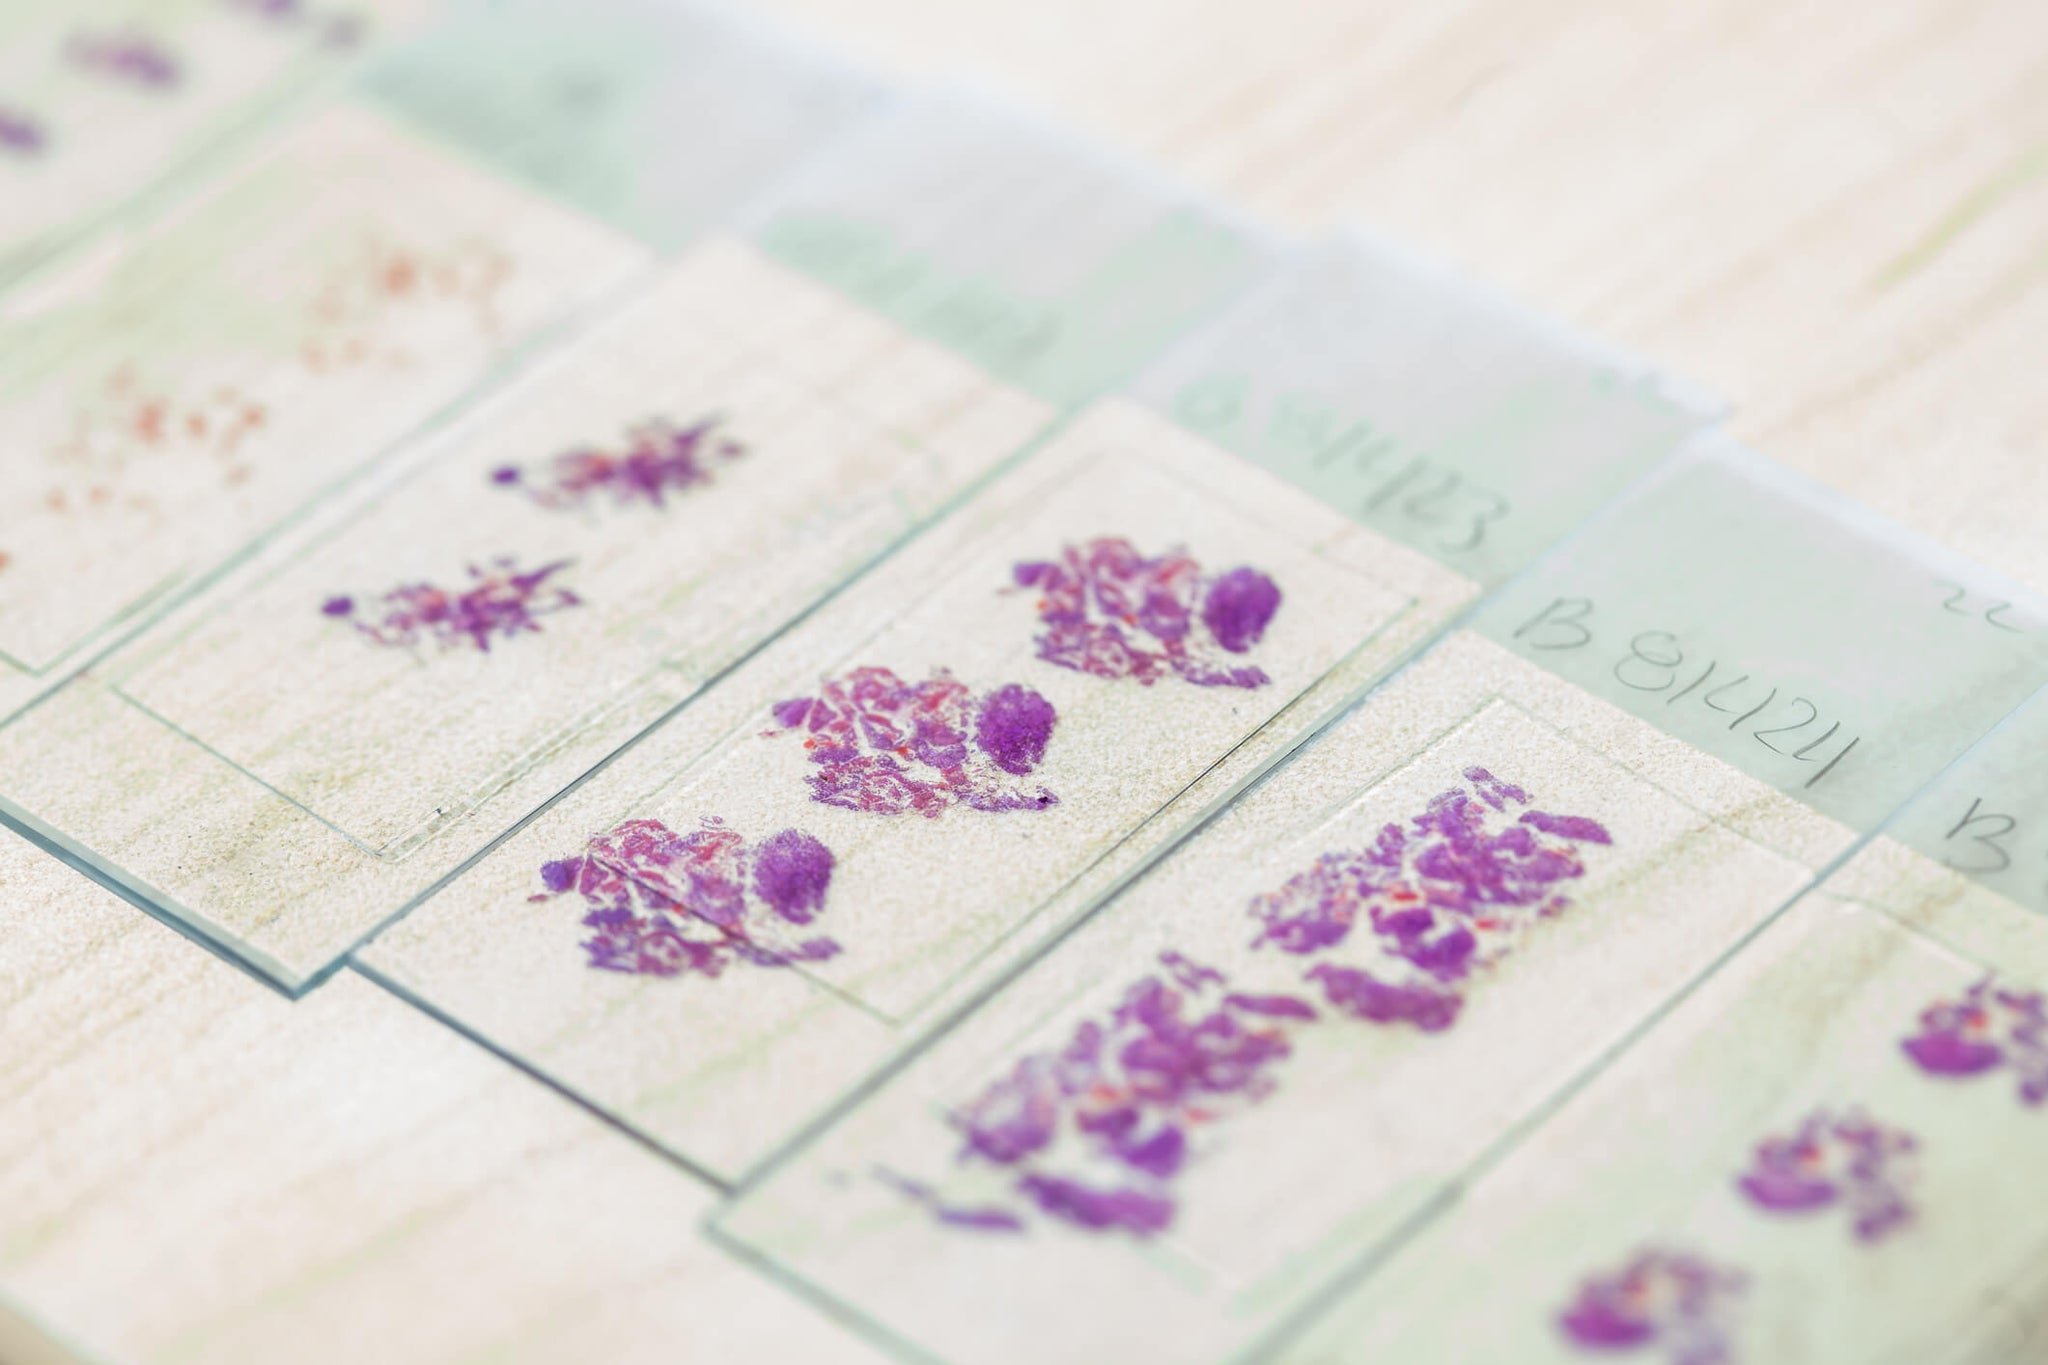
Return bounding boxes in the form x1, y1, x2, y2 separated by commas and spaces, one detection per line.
320, 595, 354, 617
1901, 1032, 2003, 1077
1200, 566, 1281, 654
490, 465, 521, 485
1734, 1109, 1918, 1244
1222, 992, 1320, 1021
751, 828, 835, 926
1737, 1166, 1837, 1214
975, 682, 1057, 776
1558, 1297, 1658, 1349
1555, 1248, 1746, 1359
538, 857, 581, 893
1305, 963, 1462, 1032
1897, 973, 2048, 1105
1015, 1174, 1175, 1236
1111, 1126, 1186, 1180
1521, 810, 1615, 845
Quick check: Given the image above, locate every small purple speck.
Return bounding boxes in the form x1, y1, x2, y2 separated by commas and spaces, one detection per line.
0, 106, 46, 155
1306, 963, 1462, 1032
1521, 810, 1615, 845
495, 415, 742, 512
1556, 1248, 1745, 1361
321, 595, 354, 617
67, 32, 181, 90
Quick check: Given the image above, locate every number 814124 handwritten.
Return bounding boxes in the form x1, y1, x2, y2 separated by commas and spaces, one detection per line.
1511, 597, 1861, 792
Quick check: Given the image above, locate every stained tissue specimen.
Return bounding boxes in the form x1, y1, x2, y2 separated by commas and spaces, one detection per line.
1249, 767, 1612, 1031
530, 817, 840, 977
66, 31, 181, 90
322, 557, 580, 652
1557, 1249, 1746, 1365
920, 952, 1316, 1237
492, 417, 746, 511
1735, 1108, 1918, 1242
1012, 537, 1281, 689
0, 105, 46, 156
1901, 975, 2048, 1105
226, 0, 364, 47
301, 233, 512, 371
49, 368, 268, 505
765, 666, 1058, 817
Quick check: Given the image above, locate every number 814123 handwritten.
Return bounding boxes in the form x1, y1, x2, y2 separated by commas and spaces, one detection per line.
1511, 597, 1861, 792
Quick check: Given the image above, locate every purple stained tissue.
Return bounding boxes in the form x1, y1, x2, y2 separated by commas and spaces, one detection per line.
66, 31, 181, 90
1249, 767, 1612, 1032
1900, 974, 2048, 1105
492, 415, 746, 512
765, 666, 1058, 817
0, 105, 46, 155
888, 766, 1611, 1238
913, 951, 1316, 1237
1557, 1248, 1746, 1364
1012, 537, 1280, 689
1734, 1108, 1918, 1243
226, 0, 365, 47
322, 556, 580, 653
531, 816, 841, 977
